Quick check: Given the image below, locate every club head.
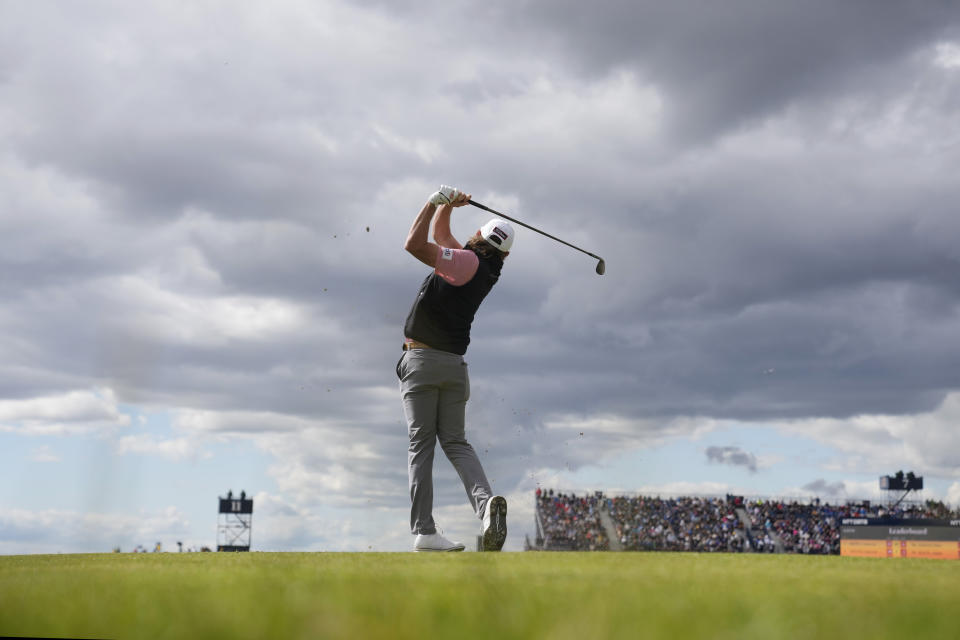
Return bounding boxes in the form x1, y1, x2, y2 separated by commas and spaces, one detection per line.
595, 259, 606, 275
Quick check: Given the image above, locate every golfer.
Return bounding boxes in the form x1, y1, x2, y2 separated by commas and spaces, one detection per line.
397, 185, 512, 552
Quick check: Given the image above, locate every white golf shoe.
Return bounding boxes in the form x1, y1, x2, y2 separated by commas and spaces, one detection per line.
414, 531, 465, 552
482, 495, 507, 551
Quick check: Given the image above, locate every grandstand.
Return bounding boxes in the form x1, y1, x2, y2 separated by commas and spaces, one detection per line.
532, 489, 610, 551
528, 488, 960, 554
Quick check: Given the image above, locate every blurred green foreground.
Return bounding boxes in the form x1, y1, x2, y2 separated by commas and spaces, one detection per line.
1, 552, 956, 640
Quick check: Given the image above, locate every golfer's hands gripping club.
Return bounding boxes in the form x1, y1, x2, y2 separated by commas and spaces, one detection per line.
429, 185, 470, 207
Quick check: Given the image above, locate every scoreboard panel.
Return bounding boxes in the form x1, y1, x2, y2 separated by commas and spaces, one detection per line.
840, 518, 960, 559
218, 498, 253, 514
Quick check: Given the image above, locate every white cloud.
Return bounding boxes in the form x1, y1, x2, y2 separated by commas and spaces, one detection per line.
256, 426, 399, 508
250, 491, 407, 552
105, 275, 307, 346
30, 445, 60, 463
542, 414, 719, 440
0, 388, 130, 435
630, 481, 734, 497
479, 71, 663, 154
933, 42, 960, 69
777, 391, 960, 476
371, 124, 444, 165
946, 482, 960, 508
0, 506, 192, 554
115, 434, 210, 461
173, 409, 315, 434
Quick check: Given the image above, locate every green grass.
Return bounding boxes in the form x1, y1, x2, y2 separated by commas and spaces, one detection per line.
1, 552, 957, 639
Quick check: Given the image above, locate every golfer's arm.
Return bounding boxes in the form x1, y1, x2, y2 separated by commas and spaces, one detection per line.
431, 204, 462, 249
404, 201, 441, 267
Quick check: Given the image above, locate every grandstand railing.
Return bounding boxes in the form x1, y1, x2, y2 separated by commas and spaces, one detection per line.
533, 496, 546, 547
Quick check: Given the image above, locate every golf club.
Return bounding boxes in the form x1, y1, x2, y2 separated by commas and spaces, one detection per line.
468, 200, 606, 275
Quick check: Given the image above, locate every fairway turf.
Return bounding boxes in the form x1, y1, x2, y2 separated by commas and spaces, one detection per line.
1, 552, 957, 639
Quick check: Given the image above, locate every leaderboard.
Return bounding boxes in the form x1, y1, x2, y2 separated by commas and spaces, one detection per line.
840, 518, 960, 559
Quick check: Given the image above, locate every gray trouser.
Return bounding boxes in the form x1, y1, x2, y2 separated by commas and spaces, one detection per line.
398, 348, 492, 535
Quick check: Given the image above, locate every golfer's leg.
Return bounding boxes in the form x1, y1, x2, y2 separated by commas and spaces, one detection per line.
400, 356, 440, 536
436, 359, 492, 520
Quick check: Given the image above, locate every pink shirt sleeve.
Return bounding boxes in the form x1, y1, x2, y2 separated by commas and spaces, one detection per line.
434, 246, 479, 286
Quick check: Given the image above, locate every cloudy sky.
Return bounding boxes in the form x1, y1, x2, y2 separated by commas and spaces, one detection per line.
2, 1, 960, 553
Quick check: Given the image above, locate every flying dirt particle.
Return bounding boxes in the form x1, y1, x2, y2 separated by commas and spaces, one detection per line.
323, 288, 327, 292
579, 432, 584, 437
366, 226, 370, 232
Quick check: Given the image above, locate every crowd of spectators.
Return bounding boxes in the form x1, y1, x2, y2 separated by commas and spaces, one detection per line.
744, 498, 960, 555
534, 490, 960, 555
608, 495, 745, 552
535, 489, 609, 551
745, 500, 840, 554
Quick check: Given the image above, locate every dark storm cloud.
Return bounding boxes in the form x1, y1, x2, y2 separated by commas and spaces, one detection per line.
3, 0, 960, 542
802, 478, 845, 497
504, 0, 960, 140
706, 446, 758, 473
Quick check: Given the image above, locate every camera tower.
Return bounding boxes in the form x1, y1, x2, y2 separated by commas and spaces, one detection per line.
217, 490, 253, 552
879, 471, 923, 509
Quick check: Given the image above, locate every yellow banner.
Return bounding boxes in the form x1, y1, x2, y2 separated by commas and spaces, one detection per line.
840, 540, 887, 558
904, 540, 960, 560
841, 539, 960, 559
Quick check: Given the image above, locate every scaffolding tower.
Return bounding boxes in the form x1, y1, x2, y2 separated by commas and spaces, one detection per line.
879, 471, 923, 509
217, 491, 253, 551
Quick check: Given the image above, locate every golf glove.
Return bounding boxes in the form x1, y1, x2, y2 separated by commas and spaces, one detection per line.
429, 185, 461, 206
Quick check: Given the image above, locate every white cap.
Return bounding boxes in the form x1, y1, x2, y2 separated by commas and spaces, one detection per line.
480, 219, 514, 252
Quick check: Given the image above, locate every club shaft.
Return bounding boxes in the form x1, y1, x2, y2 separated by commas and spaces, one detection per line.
467, 200, 602, 262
